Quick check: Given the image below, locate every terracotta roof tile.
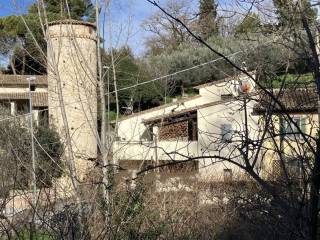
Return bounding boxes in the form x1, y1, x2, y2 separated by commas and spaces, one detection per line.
0, 75, 47, 86
253, 88, 318, 114
0, 92, 48, 107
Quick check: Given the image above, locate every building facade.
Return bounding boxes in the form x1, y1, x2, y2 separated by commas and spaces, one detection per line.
253, 87, 318, 179
113, 72, 259, 182
0, 74, 48, 124
0, 20, 98, 186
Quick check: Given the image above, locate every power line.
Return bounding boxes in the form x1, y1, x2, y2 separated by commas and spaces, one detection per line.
105, 50, 244, 95
0, 36, 280, 123
105, 35, 282, 95
0, 53, 238, 123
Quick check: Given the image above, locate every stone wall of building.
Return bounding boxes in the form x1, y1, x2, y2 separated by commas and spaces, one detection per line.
47, 20, 97, 181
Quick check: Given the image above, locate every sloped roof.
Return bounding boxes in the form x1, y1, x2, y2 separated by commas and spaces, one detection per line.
253, 88, 318, 114
0, 92, 48, 107
0, 75, 47, 86
118, 95, 201, 121
143, 99, 233, 125
193, 71, 256, 89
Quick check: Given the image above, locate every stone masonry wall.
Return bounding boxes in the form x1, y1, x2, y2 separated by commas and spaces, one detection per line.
47, 21, 97, 182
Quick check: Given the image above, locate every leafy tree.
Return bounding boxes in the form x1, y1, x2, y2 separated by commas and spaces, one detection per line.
28, 0, 95, 21
145, 36, 241, 95
0, 0, 95, 75
235, 13, 261, 35
273, 0, 316, 28
0, 14, 45, 74
198, 0, 219, 39
145, 34, 312, 96
0, 107, 63, 191
102, 47, 164, 113
34, 122, 64, 188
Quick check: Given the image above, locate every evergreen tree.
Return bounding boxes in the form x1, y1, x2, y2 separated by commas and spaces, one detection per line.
28, 0, 95, 21
235, 13, 261, 35
0, 0, 95, 75
198, 0, 219, 39
0, 107, 63, 190
273, 0, 316, 28
102, 46, 163, 113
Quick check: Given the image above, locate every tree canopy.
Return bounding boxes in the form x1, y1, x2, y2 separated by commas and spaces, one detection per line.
0, 0, 95, 75
0, 108, 63, 190
28, 0, 95, 21
235, 13, 261, 35
144, 32, 312, 96
102, 47, 164, 114
198, 0, 219, 39
273, 0, 316, 28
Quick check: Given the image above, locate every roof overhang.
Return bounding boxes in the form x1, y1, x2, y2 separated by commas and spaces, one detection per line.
0, 92, 48, 107
143, 99, 233, 125
252, 87, 317, 115
0, 75, 48, 87
193, 71, 256, 89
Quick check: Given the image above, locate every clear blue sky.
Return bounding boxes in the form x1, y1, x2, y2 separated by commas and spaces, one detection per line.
0, 0, 161, 16
0, 0, 182, 55
0, 0, 34, 16
106, 0, 161, 55
106, 0, 199, 55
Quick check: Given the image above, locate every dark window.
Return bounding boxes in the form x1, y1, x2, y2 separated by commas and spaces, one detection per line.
30, 85, 36, 91
0, 102, 10, 108
16, 100, 29, 113
221, 94, 233, 100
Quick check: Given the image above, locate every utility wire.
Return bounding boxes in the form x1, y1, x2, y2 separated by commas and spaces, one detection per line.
105, 50, 244, 95
0, 37, 279, 123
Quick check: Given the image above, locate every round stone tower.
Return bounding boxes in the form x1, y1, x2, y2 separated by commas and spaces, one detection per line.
46, 20, 97, 182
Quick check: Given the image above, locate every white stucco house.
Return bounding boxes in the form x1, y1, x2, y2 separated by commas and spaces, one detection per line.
0, 74, 48, 125
113, 72, 259, 182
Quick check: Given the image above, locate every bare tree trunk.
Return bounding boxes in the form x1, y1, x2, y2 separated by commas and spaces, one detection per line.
111, 63, 118, 134
298, 2, 320, 238
109, 26, 119, 139
310, 138, 320, 240
96, 0, 111, 226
